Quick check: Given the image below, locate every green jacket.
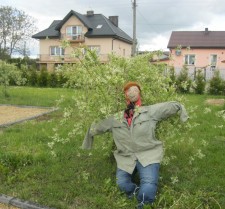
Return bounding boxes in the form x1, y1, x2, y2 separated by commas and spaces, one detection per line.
82, 101, 189, 174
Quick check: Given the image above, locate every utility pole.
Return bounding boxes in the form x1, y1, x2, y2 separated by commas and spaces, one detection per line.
132, 0, 137, 56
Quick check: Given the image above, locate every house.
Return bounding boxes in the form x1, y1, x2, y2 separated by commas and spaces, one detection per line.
32, 10, 133, 71
167, 28, 225, 80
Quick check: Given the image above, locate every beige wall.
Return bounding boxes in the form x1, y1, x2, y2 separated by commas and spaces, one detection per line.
60, 16, 88, 36
169, 48, 225, 69
39, 39, 61, 56
84, 37, 132, 57
39, 37, 132, 60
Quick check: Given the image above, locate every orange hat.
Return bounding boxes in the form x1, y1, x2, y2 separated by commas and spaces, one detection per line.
123, 82, 141, 92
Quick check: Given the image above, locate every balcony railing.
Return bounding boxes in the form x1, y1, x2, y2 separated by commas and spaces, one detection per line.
38, 54, 109, 63
61, 33, 85, 42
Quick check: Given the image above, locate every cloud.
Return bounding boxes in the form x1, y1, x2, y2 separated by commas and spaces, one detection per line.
139, 34, 170, 51
2, 0, 225, 56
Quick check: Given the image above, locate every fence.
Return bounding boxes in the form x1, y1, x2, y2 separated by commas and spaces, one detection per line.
165, 66, 225, 81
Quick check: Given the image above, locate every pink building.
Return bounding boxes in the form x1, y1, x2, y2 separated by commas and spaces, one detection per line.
167, 28, 225, 80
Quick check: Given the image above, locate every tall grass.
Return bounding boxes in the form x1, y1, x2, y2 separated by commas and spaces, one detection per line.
0, 88, 224, 208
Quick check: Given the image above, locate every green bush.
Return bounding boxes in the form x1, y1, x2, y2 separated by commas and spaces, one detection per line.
208, 70, 225, 95
48, 72, 58, 88
57, 71, 68, 87
28, 68, 38, 86
50, 47, 182, 156
38, 68, 48, 87
168, 66, 176, 86
176, 66, 192, 93
193, 69, 206, 94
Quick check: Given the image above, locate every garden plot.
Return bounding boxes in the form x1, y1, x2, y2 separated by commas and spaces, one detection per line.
0, 203, 19, 209
205, 98, 225, 106
0, 105, 57, 127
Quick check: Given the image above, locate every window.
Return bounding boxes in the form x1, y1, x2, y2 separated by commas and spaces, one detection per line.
88, 46, 100, 55
210, 54, 217, 70
66, 26, 82, 40
210, 54, 217, 67
185, 54, 195, 65
50, 46, 65, 56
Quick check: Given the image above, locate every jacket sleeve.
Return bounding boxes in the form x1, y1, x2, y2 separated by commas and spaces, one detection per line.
150, 101, 189, 122
82, 117, 113, 149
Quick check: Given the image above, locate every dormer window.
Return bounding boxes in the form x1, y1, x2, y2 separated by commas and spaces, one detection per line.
66, 26, 82, 40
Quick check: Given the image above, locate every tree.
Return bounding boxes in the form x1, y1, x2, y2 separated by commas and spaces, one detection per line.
0, 6, 37, 58
176, 66, 192, 93
192, 69, 206, 94
208, 70, 225, 95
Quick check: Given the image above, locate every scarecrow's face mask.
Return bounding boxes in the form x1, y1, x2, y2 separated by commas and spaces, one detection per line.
126, 86, 140, 102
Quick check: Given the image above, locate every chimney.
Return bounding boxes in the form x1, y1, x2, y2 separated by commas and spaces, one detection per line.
109, 16, 118, 27
87, 10, 94, 16
205, 28, 209, 34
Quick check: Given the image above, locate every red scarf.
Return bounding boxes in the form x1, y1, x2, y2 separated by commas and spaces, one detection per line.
124, 96, 142, 126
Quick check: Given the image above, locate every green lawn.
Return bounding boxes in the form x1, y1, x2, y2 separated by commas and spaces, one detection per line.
0, 87, 224, 209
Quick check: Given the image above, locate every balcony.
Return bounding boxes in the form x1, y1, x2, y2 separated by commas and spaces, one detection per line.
38, 54, 109, 63
61, 33, 85, 42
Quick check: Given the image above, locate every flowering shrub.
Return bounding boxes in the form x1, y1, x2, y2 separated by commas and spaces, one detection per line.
49, 47, 182, 154
0, 60, 26, 97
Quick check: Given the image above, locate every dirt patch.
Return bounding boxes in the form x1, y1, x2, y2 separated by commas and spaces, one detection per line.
0, 105, 57, 127
0, 203, 19, 209
205, 99, 225, 106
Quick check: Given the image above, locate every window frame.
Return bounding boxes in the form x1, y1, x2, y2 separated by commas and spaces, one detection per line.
66, 25, 82, 36
184, 54, 196, 65
87, 45, 101, 55
210, 54, 217, 67
50, 46, 65, 56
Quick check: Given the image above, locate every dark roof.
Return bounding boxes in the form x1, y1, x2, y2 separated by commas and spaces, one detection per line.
32, 10, 132, 44
167, 30, 225, 49
32, 20, 61, 39
55, 10, 92, 30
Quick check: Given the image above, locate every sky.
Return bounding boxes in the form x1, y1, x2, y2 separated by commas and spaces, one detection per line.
2, 0, 225, 57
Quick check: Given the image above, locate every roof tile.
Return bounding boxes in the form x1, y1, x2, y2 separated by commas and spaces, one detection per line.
167, 30, 225, 48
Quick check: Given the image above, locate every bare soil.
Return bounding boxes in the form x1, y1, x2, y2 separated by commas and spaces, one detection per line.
0, 105, 55, 127
0, 203, 19, 209
205, 99, 225, 106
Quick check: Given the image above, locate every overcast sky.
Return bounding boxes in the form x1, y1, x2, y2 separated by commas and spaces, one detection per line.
2, 0, 225, 57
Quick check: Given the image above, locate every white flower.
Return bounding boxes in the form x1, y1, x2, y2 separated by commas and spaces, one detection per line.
201, 140, 208, 147
203, 107, 211, 114
47, 142, 55, 149
195, 149, 205, 159
162, 157, 170, 166
189, 156, 195, 165
51, 151, 57, 157
171, 176, 179, 184
215, 110, 225, 120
